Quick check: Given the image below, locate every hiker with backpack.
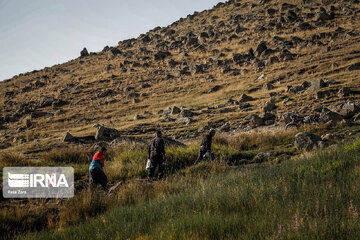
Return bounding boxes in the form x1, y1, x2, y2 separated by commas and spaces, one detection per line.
194, 128, 216, 165
147, 130, 165, 181
89, 146, 108, 190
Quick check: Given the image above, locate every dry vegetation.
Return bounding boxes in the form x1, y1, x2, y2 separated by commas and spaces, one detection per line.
1, 0, 360, 239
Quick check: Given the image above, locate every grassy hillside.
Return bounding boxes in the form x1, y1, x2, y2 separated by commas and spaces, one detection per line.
1, 0, 360, 239
16, 138, 360, 239
0, 0, 359, 158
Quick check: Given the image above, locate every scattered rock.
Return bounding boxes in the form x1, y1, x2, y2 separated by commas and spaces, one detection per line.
263, 82, 274, 91
255, 41, 267, 57
31, 111, 53, 119
40, 96, 55, 108
0, 143, 12, 149
306, 79, 327, 93
62, 132, 76, 142
180, 110, 193, 118
209, 85, 222, 93
171, 106, 181, 115
134, 114, 144, 120
96, 90, 113, 98
319, 108, 343, 125
239, 94, 254, 102
95, 126, 121, 141
347, 62, 360, 71
176, 117, 193, 124
333, 101, 359, 119
337, 87, 351, 98
295, 132, 327, 151
80, 48, 89, 57
263, 102, 276, 112
250, 114, 264, 128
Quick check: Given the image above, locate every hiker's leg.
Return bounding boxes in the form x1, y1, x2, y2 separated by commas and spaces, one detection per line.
98, 169, 108, 191
194, 148, 205, 165
89, 170, 94, 189
148, 157, 157, 179
157, 157, 164, 180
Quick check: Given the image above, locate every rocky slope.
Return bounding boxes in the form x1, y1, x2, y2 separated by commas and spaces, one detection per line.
1, 0, 360, 156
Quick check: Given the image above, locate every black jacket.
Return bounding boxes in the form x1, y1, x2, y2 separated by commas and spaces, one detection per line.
148, 137, 165, 158
201, 134, 213, 151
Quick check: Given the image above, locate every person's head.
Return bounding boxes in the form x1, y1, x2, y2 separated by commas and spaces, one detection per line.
155, 130, 162, 137
100, 146, 107, 153
209, 128, 216, 136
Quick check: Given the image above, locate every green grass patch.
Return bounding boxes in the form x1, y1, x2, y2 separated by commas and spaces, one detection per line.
19, 141, 360, 240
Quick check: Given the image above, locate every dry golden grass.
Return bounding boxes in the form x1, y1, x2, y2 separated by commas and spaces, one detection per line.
0, 0, 359, 156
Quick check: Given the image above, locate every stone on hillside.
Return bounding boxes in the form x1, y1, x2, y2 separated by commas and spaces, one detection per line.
52, 99, 68, 108
295, 132, 326, 151
80, 48, 89, 57
95, 126, 121, 141
255, 41, 267, 57
176, 117, 193, 124
40, 96, 55, 108
261, 112, 276, 121
319, 108, 343, 125
180, 110, 193, 118
333, 101, 359, 119
134, 115, 144, 120
154, 51, 171, 61
316, 90, 333, 99
250, 114, 264, 128
306, 79, 327, 93
347, 63, 360, 71
31, 111, 53, 119
239, 94, 254, 102
209, 85, 222, 93
263, 82, 274, 91
62, 132, 76, 143
171, 106, 181, 115
96, 90, 113, 98
263, 102, 276, 112
238, 102, 251, 110
337, 87, 351, 98
0, 143, 11, 150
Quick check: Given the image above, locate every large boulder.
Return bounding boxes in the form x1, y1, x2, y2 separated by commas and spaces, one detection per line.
295, 132, 326, 151
333, 102, 359, 119
319, 108, 343, 125
95, 126, 121, 141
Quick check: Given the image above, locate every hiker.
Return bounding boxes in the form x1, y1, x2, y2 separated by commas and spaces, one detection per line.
194, 128, 216, 165
147, 130, 165, 180
89, 146, 108, 190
